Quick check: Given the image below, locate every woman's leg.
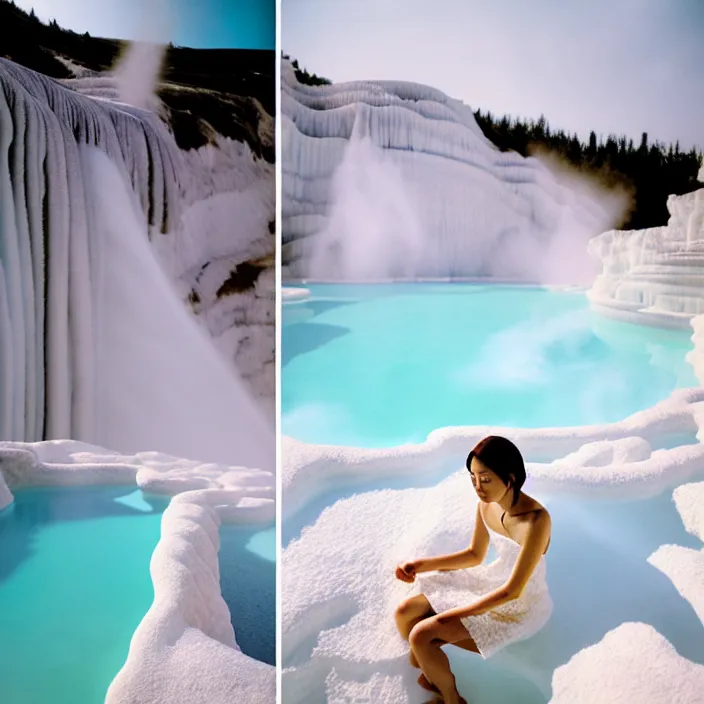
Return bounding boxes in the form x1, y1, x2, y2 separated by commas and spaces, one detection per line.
395, 594, 435, 666
395, 594, 434, 639
454, 637, 480, 654
409, 615, 475, 704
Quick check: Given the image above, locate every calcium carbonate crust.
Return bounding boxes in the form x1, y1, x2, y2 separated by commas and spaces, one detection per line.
589, 180, 704, 329
551, 481, 704, 703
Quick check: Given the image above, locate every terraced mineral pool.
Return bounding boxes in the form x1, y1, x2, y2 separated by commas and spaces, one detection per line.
0, 487, 277, 704
0, 486, 165, 704
281, 283, 704, 703
282, 283, 698, 447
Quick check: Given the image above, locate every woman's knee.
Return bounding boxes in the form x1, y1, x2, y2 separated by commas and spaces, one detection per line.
409, 618, 436, 649
395, 594, 425, 619
395, 598, 414, 619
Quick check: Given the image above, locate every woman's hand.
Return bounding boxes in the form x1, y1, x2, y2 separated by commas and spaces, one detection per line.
395, 561, 418, 583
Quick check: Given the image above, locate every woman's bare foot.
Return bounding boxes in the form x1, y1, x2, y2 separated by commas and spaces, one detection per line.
410, 650, 420, 668
418, 674, 440, 693
418, 675, 467, 704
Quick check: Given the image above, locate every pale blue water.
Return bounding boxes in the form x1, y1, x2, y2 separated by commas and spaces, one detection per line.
282, 284, 698, 447
220, 525, 276, 665
0, 487, 276, 703
0, 486, 164, 704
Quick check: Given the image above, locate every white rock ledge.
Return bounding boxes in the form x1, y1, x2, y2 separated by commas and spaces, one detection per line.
0, 439, 275, 703
106, 491, 275, 704
551, 622, 704, 703
282, 386, 704, 520
552, 480, 704, 703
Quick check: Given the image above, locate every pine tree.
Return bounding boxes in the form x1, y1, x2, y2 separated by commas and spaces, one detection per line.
588, 131, 597, 154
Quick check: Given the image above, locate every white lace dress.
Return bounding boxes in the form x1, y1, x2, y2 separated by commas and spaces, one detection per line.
412, 519, 553, 659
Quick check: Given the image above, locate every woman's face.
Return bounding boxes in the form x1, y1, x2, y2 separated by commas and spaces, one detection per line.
469, 456, 509, 503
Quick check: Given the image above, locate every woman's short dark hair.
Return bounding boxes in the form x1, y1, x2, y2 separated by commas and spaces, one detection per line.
466, 435, 526, 506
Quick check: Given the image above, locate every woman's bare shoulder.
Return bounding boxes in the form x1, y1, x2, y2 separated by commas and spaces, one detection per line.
516, 495, 551, 526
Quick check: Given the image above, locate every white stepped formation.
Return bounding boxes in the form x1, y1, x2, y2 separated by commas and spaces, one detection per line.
588, 168, 704, 330
281, 60, 625, 283
0, 440, 275, 703
0, 58, 273, 472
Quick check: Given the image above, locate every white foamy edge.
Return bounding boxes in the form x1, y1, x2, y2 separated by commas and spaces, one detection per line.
0, 440, 275, 703
282, 385, 704, 520
282, 310, 704, 516
106, 490, 275, 704
282, 287, 311, 303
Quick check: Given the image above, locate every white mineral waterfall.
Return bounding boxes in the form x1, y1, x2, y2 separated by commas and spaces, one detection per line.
0, 58, 273, 472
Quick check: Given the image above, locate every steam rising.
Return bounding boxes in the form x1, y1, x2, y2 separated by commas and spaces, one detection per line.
112, 0, 172, 111
283, 69, 631, 286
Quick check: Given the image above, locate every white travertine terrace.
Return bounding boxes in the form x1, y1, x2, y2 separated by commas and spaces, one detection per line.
282, 287, 312, 302
588, 172, 704, 329
0, 57, 179, 443
63, 58, 276, 408
0, 53, 275, 702
281, 60, 625, 283
551, 481, 704, 703
106, 491, 275, 704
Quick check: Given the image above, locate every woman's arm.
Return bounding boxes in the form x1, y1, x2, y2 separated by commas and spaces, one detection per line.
418, 503, 490, 572
436, 510, 551, 621
397, 503, 490, 582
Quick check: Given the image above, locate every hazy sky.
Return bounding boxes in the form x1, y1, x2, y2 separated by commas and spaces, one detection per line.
16, 0, 275, 49
283, 0, 704, 151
